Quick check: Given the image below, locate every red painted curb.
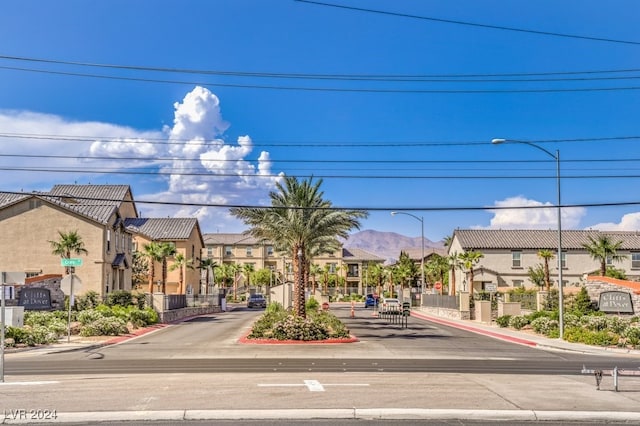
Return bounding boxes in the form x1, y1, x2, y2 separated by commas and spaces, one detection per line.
410, 311, 538, 347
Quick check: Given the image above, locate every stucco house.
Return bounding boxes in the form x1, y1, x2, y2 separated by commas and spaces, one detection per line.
0, 185, 137, 297
448, 229, 640, 295
126, 217, 204, 295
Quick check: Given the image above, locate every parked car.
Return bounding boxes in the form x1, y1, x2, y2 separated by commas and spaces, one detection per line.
364, 294, 379, 308
380, 297, 400, 314
247, 294, 267, 309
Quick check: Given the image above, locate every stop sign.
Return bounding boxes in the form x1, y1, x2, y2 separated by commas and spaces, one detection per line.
434, 282, 442, 290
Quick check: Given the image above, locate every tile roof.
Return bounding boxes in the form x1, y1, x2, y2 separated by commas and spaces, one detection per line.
203, 233, 265, 245
342, 247, 384, 262
0, 185, 133, 225
454, 229, 640, 251
125, 218, 199, 240
397, 247, 448, 259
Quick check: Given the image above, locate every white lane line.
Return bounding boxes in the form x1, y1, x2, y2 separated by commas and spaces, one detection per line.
258, 380, 369, 392
304, 380, 324, 392
0, 381, 59, 386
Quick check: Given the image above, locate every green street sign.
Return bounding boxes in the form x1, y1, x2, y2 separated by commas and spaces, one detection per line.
61, 258, 83, 267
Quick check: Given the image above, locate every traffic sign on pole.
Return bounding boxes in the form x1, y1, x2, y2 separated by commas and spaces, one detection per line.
61, 258, 83, 267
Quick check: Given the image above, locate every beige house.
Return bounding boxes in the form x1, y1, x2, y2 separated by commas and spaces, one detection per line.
202, 233, 384, 294
448, 229, 640, 295
126, 218, 204, 295
0, 185, 137, 297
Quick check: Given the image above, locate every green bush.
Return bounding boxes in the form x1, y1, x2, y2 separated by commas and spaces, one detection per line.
622, 325, 640, 348
508, 315, 529, 330
564, 327, 619, 346
77, 309, 105, 325
496, 315, 511, 328
271, 315, 329, 341
530, 317, 558, 336
247, 308, 349, 341
79, 317, 128, 337
75, 290, 101, 311
24, 311, 56, 327
305, 297, 320, 312
128, 307, 159, 327
105, 290, 134, 307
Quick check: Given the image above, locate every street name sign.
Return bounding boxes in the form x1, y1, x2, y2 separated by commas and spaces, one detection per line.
61, 258, 83, 267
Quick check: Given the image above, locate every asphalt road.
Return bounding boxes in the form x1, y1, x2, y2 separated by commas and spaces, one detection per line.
3, 304, 640, 423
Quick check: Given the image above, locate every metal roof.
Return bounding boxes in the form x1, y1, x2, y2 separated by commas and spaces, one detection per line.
203, 233, 265, 245
453, 229, 640, 251
342, 247, 384, 262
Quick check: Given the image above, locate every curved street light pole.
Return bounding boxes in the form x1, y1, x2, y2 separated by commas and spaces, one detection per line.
492, 138, 564, 340
390, 211, 425, 298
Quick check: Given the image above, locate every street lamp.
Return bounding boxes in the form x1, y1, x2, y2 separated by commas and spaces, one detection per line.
492, 138, 565, 340
390, 211, 425, 297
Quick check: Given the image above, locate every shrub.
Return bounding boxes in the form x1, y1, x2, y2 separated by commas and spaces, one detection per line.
128, 307, 159, 328
79, 317, 128, 337
508, 315, 529, 330
564, 327, 619, 346
271, 315, 329, 341
24, 311, 56, 327
77, 309, 105, 325
530, 317, 558, 336
562, 314, 580, 329
496, 315, 511, 328
75, 290, 101, 311
105, 290, 134, 307
581, 315, 609, 332
622, 325, 640, 348
306, 297, 320, 312
606, 316, 631, 335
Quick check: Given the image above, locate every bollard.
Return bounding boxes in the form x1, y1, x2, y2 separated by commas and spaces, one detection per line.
350, 300, 355, 318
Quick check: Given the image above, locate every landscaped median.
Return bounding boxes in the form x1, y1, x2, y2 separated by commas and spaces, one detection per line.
239, 298, 358, 344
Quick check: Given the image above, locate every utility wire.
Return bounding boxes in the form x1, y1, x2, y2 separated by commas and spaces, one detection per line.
2, 132, 640, 148
2, 65, 640, 94
2, 54, 640, 80
3, 190, 640, 212
295, 0, 640, 46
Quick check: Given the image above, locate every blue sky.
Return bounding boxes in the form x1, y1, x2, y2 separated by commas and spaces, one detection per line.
1, 0, 639, 241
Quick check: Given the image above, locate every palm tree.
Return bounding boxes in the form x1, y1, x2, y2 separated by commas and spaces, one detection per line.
426, 254, 449, 292
537, 249, 555, 292
447, 252, 462, 295
142, 242, 164, 293
230, 176, 367, 317
458, 251, 484, 294
443, 235, 453, 249
49, 230, 88, 274
242, 263, 256, 290
169, 253, 195, 294
368, 263, 385, 296
582, 235, 627, 277
309, 263, 322, 293
198, 258, 217, 294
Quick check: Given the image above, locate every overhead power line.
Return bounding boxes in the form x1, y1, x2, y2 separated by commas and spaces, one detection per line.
2, 132, 640, 148
295, 0, 640, 46
3, 190, 640, 212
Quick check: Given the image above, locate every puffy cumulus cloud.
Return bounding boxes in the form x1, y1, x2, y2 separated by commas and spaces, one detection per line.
587, 212, 640, 231
0, 109, 162, 188
475, 195, 586, 230
138, 86, 282, 232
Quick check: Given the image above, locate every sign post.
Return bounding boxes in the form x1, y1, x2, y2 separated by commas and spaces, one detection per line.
61, 259, 83, 343
1, 272, 5, 383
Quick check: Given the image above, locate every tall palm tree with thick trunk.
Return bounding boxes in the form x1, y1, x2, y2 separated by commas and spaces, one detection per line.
447, 252, 462, 295
582, 235, 626, 276
49, 230, 88, 274
143, 242, 176, 294
230, 176, 367, 317
537, 249, 555, 292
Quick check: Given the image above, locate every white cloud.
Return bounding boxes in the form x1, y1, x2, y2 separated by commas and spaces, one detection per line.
0, 86, 283, 233
587, 212, 640, 231
477, 195, 586, 230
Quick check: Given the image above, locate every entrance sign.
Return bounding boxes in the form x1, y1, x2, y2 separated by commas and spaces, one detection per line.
18, 288, 52, 310
599, 291, 634, 314
485, 283, 497, 293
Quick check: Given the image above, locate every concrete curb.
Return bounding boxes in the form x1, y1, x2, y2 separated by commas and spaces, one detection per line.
4, 408, 640, 424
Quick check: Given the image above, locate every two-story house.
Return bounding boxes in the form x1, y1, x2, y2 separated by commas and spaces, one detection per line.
0, 185, 137, 297
448, 229, 640, 295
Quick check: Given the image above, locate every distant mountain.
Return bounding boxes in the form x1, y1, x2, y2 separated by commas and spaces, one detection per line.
344, 229, 445, 261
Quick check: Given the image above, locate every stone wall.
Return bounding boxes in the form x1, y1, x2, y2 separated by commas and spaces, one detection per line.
15, 275, 65, 310
157, 305, 222, 323
584, 277, 640, 315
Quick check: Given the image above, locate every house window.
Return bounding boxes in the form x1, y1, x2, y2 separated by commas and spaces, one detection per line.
513, 280, 524, 288
511, 251, 521, 268
225, 246, 232, 256
106, 230, 111, 253
632, 253, 640, 269
246, 247, 253, 257
207, 247, 213, 257
560, 252, 567, 269
267, 246, 274, 256
606, 256, 613, 266
115, 232, 120, 251
329, 263, 337, 274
